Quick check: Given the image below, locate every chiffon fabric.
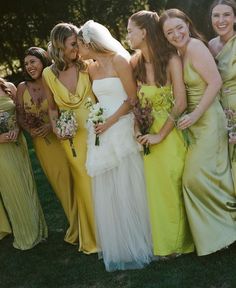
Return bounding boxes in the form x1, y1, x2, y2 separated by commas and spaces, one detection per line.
183, 59, 236, 255
216, 34, 236, 184
86, 78, 153, 272
43, 67, 97, 254
22, 87, 79, 244
0, 94, 47, 249
137, 84, 194, 256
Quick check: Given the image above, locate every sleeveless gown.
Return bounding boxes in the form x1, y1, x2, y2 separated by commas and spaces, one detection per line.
216, 34, 236, 184
22, 87, 79, 244
86, 78, 153, 272
43, 67, 97, 254
183, 59, 236, 255
137, 84, 194, 256
0, 94, 47, 249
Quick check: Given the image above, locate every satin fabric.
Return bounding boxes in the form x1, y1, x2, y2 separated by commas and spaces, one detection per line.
183, 60, 236, 255
0, 95, 47, 249
137, 84, 194, 256
216, 34, 236, 184
22, 87, 79, 244
43, 67, 97, 254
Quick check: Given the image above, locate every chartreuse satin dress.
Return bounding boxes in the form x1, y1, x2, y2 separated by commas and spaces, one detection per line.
0, 94, 47, 249
183, 59, 236, 255
137, 84, 194, 256
216, 34, 236, 184
43, 67, 97, 254
22, 87, 79, 245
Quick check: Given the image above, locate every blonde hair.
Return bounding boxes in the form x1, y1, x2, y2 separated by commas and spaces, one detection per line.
48, 23, 87, 76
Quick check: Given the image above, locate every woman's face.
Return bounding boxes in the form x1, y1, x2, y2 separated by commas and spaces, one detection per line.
211, 4, 236, 39
24, 55, 43, 80
63, 34, 79, 62
162, 17, 190, 50
127, 20, 145, 50
77, 39, 91, 60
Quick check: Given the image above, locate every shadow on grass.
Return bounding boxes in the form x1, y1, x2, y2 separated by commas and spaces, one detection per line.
1, 135, 236, 287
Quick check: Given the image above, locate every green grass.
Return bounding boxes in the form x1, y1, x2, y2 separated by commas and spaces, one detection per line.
1, 137, 236, 288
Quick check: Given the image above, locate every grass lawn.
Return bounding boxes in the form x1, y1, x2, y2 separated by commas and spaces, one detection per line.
1, 138, 236, 288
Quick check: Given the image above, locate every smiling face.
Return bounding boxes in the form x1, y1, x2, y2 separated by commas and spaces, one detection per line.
63, 34, 79, 62
211, 4, 236, 40
127, 20, 146, 50
162, 17, 190, 50
24, 55, 44, 80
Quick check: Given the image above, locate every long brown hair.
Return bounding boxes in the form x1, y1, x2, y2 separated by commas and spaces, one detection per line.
129, 10, 176, 86
159, 8, 207, 48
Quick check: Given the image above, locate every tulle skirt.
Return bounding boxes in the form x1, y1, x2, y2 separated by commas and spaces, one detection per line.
86, 114, 153, 271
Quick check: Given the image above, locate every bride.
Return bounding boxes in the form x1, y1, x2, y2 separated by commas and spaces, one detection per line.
77, 20, 152, 272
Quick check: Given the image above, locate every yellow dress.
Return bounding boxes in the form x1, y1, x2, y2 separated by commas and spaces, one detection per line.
0, 94, 48, 249
43, 67, 97, 254
22, 87, 79, 244
216, 34, 236, 183
183, 59, 236, 255
137, 85, 194, 256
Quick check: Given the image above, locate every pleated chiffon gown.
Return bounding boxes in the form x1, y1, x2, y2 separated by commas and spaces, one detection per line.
0, 94, 47, 250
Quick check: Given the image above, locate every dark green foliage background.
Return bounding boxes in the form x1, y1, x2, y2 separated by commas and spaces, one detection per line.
1, 0, 214, 83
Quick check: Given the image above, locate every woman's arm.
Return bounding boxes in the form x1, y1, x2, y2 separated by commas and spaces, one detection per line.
139, 55, 187, 146
178, 39, 222, 130
94, 55, 137, 134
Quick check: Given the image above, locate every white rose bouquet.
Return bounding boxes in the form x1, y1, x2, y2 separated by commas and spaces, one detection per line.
85, 97, 105, 146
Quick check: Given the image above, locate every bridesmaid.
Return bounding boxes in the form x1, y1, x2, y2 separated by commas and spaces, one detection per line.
127, 10, 194, 257
159, 8, 236, 255
43, 23, 97, 254
209, 0, 236, 183
0, 77, 47, 249
16, 47, 79, 245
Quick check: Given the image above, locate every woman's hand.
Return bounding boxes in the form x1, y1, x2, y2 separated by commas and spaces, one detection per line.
177, 111, 200, 130
229, 133, 236, 144
31, 124, 52, 138
0, 130, 19, 143
138, 133, 163, 145
94, 120, 111, 135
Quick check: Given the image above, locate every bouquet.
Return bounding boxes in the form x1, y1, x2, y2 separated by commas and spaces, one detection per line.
18, 105, 50, 144
56, 110, 78, 157
85, 97, 105, 146
133, 97, 154, 155
224, 108, 236, 161
0, 110, 19, 144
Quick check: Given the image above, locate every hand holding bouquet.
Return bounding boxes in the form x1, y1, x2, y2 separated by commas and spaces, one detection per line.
56, 110, 78, 157
85, 97, 105, 146
0, 111, 19, 144
133, 98, 154, 155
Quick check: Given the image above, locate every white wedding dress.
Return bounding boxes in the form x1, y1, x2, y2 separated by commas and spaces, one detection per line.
86, 78, 153, 272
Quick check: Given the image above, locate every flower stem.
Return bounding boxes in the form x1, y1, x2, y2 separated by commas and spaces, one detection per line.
95, 135, 100, 146
69, 138, 77, 157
